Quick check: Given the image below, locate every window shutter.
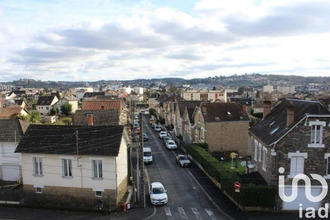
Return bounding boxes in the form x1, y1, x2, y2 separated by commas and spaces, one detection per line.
39, 158, 43, 175
99, 161, 102, 178
92, 160, 97, 178
33, 158, 37, 175
68, 160, 72, 176
61, 159, 65, 176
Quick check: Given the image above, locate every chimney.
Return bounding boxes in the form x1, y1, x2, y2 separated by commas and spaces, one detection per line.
263, 100, 271, 119
242, 104, 247, 115
87, 114, 93, 125
287, 102, 295, 127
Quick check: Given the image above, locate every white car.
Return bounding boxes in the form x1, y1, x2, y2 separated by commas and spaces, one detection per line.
143, 147, 152, 164
154, 125, 162, 132
166, 140, 177, 150
150, 182, 168, 205
159, 131, 167, 139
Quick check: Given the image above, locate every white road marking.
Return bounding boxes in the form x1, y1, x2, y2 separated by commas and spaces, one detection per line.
178, 207, 188, 219
205, 208, 217, 220
164, 207, 172, 217
191, 207, 202, 220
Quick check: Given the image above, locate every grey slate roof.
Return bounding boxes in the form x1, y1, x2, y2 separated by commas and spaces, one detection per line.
201, 103, 250, 122
83, 92, 105, 98
73, 109, 119, 126
0, 119, 30, 142
15, 125, 124, 156
178, 101, 202, 117
249, 99, 330, 146
36, 96, 57, 105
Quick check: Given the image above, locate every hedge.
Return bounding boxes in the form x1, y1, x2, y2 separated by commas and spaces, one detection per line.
186, 145, 276, 208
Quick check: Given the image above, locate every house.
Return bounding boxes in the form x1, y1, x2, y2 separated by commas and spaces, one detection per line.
0, 119, 30, 181
82, 100, 123, 115
55, 96, 79, 114
83, 92, 105, 99
182, 89, 227, 102
36, 96, 59, 115
0, 106, 29, 119
192, 102, 250, 156
173, 101, 201, 137
15, 125, 128, 207
73, 109, 119, 126
249, 99, 330, 210
14, 100, 27, 109
181, 102, 201, 145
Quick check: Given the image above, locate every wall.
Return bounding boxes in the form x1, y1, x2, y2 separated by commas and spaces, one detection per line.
206, 121, 250, 156
116, 136, 128, 201
0, 142, 21, 180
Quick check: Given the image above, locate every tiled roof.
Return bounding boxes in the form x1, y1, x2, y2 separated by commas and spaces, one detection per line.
73, 109, 119, 125
82, 100, 122, 110
178, 101, 202, 117
36, 96, 57, 105
83, 92, 105, 98
14, 100, 24, 105
201, 103, 249, 122
249, 99, 330, 146
15, 125, 124, 156
0, 106, 25, 119
0, 119, 30, 142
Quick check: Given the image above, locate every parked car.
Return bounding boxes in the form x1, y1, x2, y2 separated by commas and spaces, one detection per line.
136, 127, 140, 135
163, 136, 172, 145
154, 125, 162, 132
166, 140, 177, 150
143, 147, 152, 164
143, 133, 148, 141
159, 131, 167, 138
150, 182, 168, 205
176, 154, 191, 167
134, 122, 139, 128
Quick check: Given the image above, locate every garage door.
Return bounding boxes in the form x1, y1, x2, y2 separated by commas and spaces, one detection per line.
282, 186, 322, 210
2, 165, 20, 181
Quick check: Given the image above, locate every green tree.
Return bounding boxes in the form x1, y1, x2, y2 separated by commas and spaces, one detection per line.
16, 114, 29, 121
50, 106, 58, 116
61, 102, 72, 116
29, 111, 41, 123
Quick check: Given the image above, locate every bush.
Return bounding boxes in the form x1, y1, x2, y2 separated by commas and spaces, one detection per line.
186, 144, 276, 208
194, 143, 208, 150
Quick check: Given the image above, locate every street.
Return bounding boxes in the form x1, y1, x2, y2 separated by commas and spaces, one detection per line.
141, 116, 233, 220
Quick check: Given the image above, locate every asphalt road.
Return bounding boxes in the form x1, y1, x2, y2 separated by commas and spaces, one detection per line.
141, 116, 233, 220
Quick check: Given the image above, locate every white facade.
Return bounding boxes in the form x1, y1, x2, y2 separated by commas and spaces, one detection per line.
20, 136, 127, 201
0, 142, 21, 181
277, 86, 296, 94
263, 85, 274, 93
182, 90, 227, 102
36, 96, 59, 116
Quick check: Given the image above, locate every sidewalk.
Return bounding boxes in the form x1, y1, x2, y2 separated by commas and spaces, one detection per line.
109, 205, 155, 220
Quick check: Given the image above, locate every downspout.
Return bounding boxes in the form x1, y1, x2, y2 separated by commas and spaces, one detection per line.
115, 157, 118, 205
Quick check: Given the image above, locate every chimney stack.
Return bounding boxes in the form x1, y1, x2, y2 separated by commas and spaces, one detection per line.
242, 104, 247, 115
87, 114, 93, 125
287, 102, 295, 127
263, 100, 271, 119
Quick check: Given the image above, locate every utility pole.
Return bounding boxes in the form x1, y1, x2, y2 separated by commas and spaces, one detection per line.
139, 112, 146, 207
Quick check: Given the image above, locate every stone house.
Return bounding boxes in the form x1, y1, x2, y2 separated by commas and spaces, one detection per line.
73, 109, 119, 126
15, 125, 128, 207
192, 102, 250, 156
0, 119, 29, 181
249, 99, 330, 210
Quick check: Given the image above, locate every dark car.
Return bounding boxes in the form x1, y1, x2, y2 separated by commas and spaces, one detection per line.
143, 133, 148, 141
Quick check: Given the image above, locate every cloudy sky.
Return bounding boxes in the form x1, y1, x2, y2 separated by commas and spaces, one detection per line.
0, 0, 329, 82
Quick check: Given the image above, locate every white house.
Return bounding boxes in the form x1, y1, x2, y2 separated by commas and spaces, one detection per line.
15, 125, 128, 208
55, 96, 79, 114
0, 119, 29, 181
36, 95, 59, 115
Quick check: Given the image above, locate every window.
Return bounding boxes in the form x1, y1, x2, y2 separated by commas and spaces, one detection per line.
262, 147, 267, 171
308, 121, 326, 148
258, 143, 262, 162
324, 154, 330, 179
95, 191, 102, 197
254, 140, 258, 161
35, 187, 42, 194
62, 159, 72, 177
46, 107, 49, 110
33, 157, 43, 176
288, 152, 307, 178
92, 160, 103, 179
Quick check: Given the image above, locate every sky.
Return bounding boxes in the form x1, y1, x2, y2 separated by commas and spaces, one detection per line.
0, 0, 330, 82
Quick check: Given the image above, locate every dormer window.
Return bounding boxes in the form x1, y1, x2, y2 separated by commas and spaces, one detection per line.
308, 120, 325, 148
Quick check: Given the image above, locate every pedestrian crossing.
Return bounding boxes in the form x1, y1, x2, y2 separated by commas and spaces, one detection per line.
157, 206, 224, 220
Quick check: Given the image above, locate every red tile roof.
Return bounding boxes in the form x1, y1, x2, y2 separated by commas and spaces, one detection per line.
0, 106, 25, 119
82, 100, 122, 110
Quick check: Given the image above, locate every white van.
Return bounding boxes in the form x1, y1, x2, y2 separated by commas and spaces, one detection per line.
143, 147, 153, 164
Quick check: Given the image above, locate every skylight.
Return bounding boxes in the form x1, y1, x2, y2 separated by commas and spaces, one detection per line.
270, 126, 280, 135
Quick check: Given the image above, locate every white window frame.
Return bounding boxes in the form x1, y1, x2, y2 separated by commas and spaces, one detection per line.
254, 140, 258, 161
288, 151, 307, 178
262, 147, 267, 171
61, 158, 73, 178
324, 153, 330, 179
93, 188, 104, 197
258, 143, 262, 162
32, 157, 43, 176
91, 159, 103, 179
308, 120, 326, 148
